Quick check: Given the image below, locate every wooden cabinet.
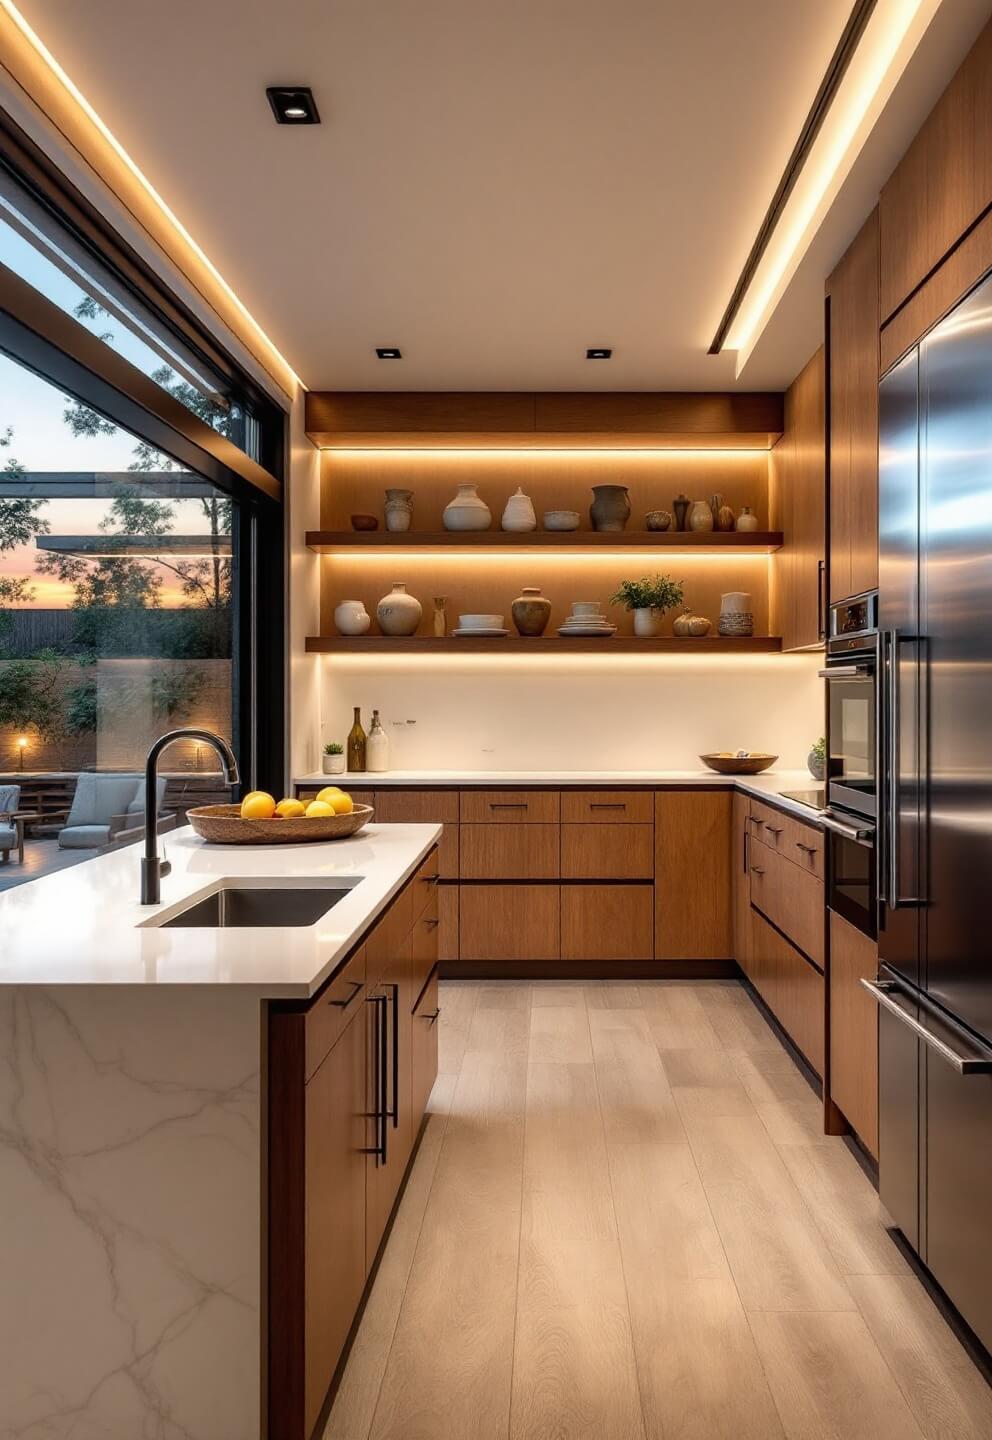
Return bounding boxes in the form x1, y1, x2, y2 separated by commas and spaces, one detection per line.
411, 896, 440, 1005
751, 911, 824, 1075
460, 822, 560, 879
829, 910, 879, 1156
879, 19, 992, 322
459, 884, 560, 961
305, 943, 367, 1082
459, 788, 559, 823
561, 823, 654, 880
560, 789, 654, 823
827, 208, 879, 604
561, 884, 653, 961
654, 790, 732, 960
375, 788, 459, 877
769, 346, 826, 649
411, 970, 440, 1122
748, 834, 825, 970
304, 1006, 368, 1436
366, 932, 414, 1271
748, 799, 824, 880
732, 793, 752, 978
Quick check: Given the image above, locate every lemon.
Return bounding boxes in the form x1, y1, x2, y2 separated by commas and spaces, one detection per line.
275, 798, 306, 819
316, 786, 344, 804
241, 790, 276, 820
305, 799, 335, 818
328, 792, 354, 815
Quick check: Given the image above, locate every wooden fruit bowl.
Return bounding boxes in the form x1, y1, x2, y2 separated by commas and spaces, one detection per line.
187, 802, 374, 844
700, 753, 778, 776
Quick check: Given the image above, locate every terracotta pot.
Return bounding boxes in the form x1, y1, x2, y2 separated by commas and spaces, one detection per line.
589, 484, 631, 533
376, 582, 422, 636
511, 586, 552, 636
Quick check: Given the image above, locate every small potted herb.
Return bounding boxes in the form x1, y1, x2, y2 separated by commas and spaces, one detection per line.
610, 575, 685, 638
322, 741, 346, 775
808, 736, 826, 782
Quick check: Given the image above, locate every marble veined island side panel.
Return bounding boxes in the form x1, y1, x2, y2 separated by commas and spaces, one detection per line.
0, 984, 262, 1440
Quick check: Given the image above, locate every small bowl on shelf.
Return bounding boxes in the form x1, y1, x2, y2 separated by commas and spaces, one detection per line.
543, 510, 580, 531
351, 514, 379, 531
700, 752, 778, 776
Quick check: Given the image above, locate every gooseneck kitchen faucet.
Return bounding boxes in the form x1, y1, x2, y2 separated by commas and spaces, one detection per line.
141, 728, 240, 904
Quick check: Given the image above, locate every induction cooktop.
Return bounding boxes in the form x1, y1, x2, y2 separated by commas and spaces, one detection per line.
778, 788, 826, 812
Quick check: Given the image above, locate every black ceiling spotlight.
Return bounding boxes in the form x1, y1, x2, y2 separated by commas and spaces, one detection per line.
586, 347, 612, 359
266, 87, 320, 125
375, 347, 402, 360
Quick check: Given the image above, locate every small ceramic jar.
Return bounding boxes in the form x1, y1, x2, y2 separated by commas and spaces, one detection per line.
384, 487, 413, 533
501, 488, 537, 532
590, 484, 631, 533
511, 586, 552, 636
646, 509, 672, 531
334, 599, 371, 636
689, 500, 714, 532
737, 506, 759, 532
376, 582, 422, 636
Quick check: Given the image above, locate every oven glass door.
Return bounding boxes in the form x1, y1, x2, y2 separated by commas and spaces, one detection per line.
827, 671, 876, 816
828, 826, 877, 939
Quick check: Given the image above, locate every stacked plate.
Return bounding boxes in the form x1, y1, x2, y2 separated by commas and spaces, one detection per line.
558, 601, 616, 638
453, 612, 509, 638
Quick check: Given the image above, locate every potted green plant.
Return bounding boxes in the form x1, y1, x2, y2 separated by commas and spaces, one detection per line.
610, 575, 685, 637
322, 741, 346, 776
808, 735, 826, 781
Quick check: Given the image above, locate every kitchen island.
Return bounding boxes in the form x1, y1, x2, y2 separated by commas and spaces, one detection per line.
0, 820, 440, 1440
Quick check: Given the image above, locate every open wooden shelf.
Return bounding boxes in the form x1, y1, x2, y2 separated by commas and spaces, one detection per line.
305, 635, 782, 655
306, 530, 783, 554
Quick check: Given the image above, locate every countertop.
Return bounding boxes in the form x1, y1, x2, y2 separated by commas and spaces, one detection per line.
294, 769, 826, 824
0, 822, 440, 996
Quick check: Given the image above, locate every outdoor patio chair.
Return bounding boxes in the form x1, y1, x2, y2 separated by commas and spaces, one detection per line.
0, 784, 25, 865
56, 773, 176, 850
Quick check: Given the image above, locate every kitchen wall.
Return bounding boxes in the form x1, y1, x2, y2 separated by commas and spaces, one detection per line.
309, 651, 823, 772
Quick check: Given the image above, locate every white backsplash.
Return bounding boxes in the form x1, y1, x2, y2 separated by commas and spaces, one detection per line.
311, 653, 824, 773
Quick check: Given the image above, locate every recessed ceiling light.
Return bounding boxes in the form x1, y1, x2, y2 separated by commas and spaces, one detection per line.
375, 347, 402, 360
266, 86, 320, 125
586, 347, 612, 360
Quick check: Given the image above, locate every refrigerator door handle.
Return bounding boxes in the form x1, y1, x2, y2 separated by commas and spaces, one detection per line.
861, 978, 992, 1074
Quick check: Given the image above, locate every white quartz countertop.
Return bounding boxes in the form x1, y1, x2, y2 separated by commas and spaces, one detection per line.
294, 769, 825, 823
0, 822, 440, 996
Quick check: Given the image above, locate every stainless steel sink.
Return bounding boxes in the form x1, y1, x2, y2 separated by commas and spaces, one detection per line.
154, 880, 358, 928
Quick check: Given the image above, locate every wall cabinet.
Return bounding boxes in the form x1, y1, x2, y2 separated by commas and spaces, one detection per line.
654, 790, 732, 960
268, 853, 439, 1440
827, 207, 880, 604
828, 910, 879, 1156
769, 346, 826, 649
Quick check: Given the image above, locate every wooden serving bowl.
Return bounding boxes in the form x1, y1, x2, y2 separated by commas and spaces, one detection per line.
187, 803, 374, 844
700, 753, 778, 776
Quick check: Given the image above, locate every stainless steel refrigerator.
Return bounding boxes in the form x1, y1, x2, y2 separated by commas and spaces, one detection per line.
867, 270, 992, 1352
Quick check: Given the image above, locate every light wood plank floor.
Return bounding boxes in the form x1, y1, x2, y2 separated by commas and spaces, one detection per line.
324, 981, 992, 1440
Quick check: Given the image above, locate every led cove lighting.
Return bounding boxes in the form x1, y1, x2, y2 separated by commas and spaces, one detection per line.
0, 0, 304, 389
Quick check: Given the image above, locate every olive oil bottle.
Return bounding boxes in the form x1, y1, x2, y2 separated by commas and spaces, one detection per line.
347, 706, 367, 771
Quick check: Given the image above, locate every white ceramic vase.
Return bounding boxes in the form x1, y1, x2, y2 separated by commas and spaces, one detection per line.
633, 607, 666, 638
377, 582, 422, 636
501, 487, 537, 532
384, 487, 413, 533
737, 506, 759, 532
334, 599, 371, 636
443, 484, 491, 531
689, 500, 714, 532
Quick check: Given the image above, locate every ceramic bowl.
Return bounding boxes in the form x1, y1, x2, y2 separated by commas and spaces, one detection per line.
543, 510, 581, 531
699, 753, 778, 776
351, 514, 379, 531
458, 613, 504, 629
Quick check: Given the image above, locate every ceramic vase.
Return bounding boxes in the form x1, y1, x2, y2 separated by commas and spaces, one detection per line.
322, 752, 346, 775
646, 509, 672, 531
689, 500, 714, 532
673, 494, 690, 531
589, 484, 631, 533
808, 749, 826, 781
443, 483, 491, 531
334, 599, 371, 636
709, 493, 725, 525
501, 487, 537, 532
511, 586, 552, 636
718, 591, 754, 637
737, 506, 759, 532
633, 607, 666, 638
384, 487, 413, 533
716, 505, 736, 531
377, 582, 422, 636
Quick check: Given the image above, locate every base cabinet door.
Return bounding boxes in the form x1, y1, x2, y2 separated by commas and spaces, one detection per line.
655, 790, 732, 959
829, 910, 878, 1156
561, 885, 653, 961
751, 911, 824, 1076
733, 794, 752, 977
304, 1008, 367, 1437
365, 938, 414, 1271
459, 884, 560, 961
412, 970, 440, 1121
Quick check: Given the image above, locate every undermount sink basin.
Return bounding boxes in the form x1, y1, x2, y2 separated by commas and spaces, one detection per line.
153, 879, 359, 929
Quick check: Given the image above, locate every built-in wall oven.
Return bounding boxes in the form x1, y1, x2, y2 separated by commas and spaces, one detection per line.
820, 591, 879, 821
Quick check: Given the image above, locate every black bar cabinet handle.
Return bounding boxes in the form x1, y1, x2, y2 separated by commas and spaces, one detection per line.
361, 995, 387, 1163
328, 979, 363, 1010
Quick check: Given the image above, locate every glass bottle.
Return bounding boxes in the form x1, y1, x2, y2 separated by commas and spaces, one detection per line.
367, 709, 390, 773
347, 706, 367, 771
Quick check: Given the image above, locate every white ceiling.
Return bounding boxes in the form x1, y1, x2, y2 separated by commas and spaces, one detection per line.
10, 0, 992, 392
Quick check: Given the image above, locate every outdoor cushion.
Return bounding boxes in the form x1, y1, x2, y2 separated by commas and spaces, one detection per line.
0, 784, 20, 816
0, 824, 16, 850
125, 777, 167, 818
63, 773, 142, 829
58, 824, 113, 849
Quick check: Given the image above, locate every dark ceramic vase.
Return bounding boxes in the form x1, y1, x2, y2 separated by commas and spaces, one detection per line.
589, 484, 631, 533
511, 587, 552, 636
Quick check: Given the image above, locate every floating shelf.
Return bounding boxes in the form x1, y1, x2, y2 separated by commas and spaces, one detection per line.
305, 530, 783, 554
305, 636, 783, 655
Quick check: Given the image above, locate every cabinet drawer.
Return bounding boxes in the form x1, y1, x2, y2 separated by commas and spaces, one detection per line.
561, 824, 654, 879
748, 835, 825, 969
438, 884, 459, 962
749, 799, 824, 879
561, 885, 654, 961
411, 904, 440, 1008
459, 885, 560, 961
411, 847, 441, 919
459, 789, 560, 823
305, 944, 367, 1082
411, 970, 440, 1125
560, 790, 654, 823
366, 882, 414, 987
829, 910, 878, 1156
751, 911, 824, 1075
460, 823, 559, 880
375, 791, 458, 877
